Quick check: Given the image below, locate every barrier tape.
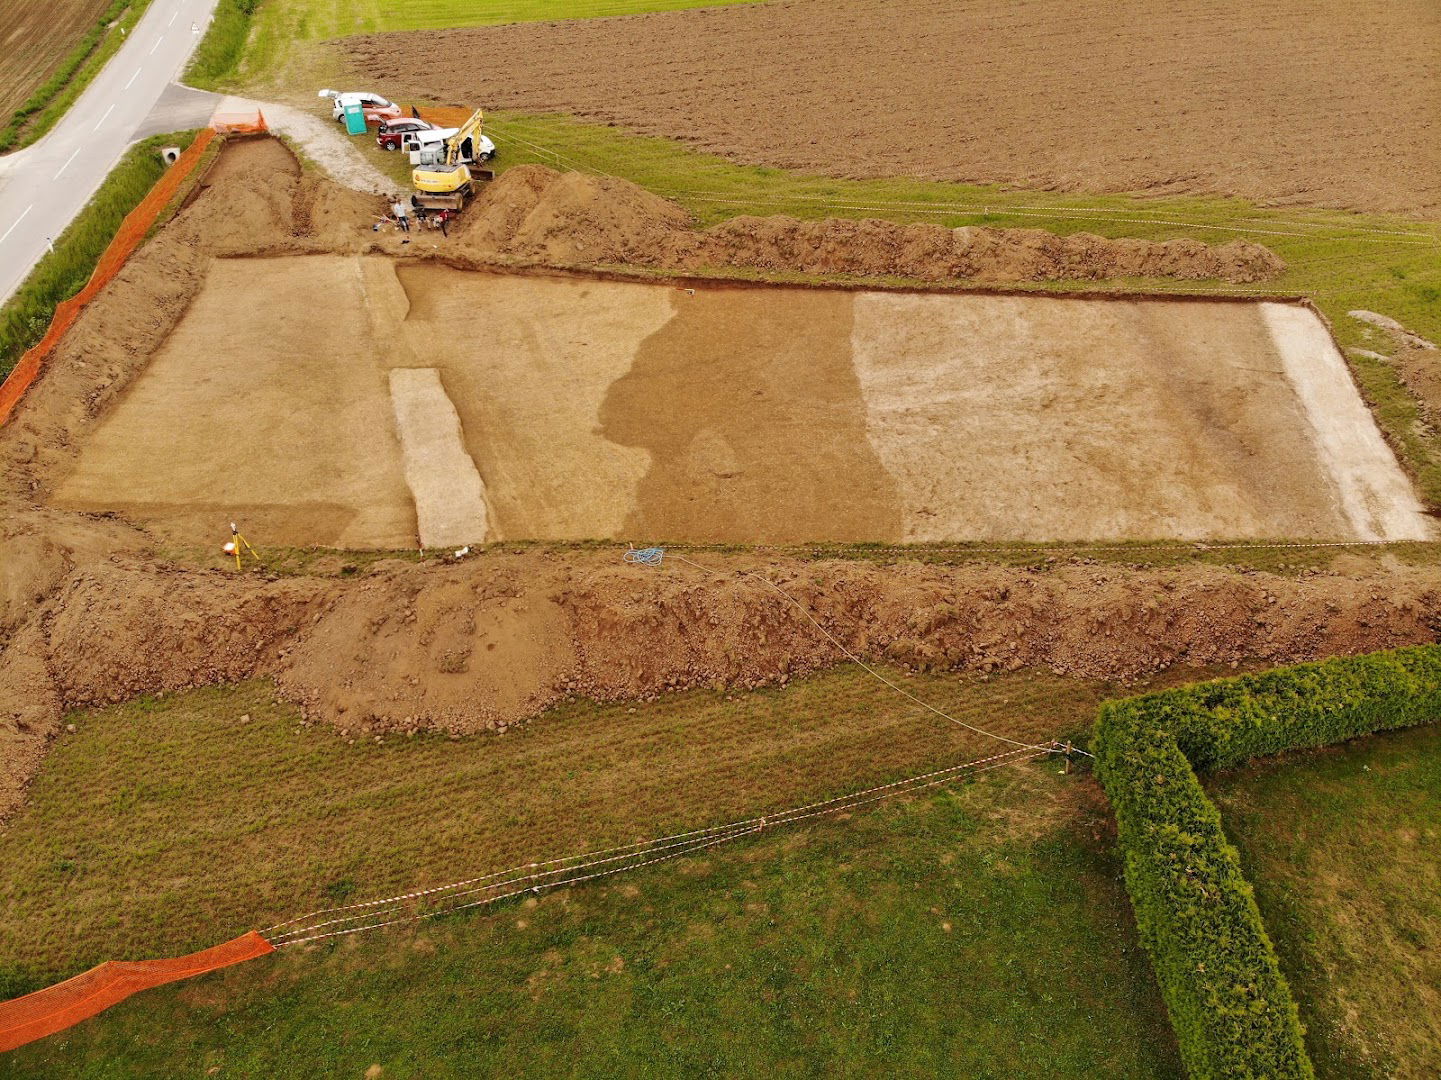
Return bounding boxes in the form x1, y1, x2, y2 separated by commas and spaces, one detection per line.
0, 932, 273, 1053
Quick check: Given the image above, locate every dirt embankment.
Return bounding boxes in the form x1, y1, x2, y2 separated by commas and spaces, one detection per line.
454, 165, 1285, 283
343, 0, 1441, 218
8, 542, 1441, 821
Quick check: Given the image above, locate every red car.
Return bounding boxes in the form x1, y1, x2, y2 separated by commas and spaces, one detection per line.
377, 118, 434, 150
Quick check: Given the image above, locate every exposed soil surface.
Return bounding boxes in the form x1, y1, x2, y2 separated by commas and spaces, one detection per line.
343, 0, 1441, 217
0, 136, 1437, 824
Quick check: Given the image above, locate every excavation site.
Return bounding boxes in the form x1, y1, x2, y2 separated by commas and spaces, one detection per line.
45, 255, 1430, 548
5, 133, 1441, 818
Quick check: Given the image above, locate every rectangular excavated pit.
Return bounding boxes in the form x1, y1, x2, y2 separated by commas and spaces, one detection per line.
49, 256, 1432, 548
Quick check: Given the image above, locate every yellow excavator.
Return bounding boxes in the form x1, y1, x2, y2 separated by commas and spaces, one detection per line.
411, 109, 496, 211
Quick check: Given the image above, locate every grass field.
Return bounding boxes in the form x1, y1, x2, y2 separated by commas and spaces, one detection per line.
1211, 724, 1441, 1078
1, 683, 1181, 1077
0, 666, 1128, 987
0, 0, 157, 152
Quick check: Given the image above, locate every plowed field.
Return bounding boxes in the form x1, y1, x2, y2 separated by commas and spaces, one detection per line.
345, 0, 1441, 217
0, 0, 112, 121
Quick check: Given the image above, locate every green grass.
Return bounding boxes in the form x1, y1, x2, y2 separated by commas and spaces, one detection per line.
0, 668, 1130, 986
1, 701, 1180, 1077
0, 131, 200, 380
1211, 724, 1441, 1078
184, 0, 263, 87
0, 0, 158, 152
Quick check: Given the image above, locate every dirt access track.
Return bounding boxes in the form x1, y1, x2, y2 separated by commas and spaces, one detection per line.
3, 135, 1441, 821
346, 0, 1441, 217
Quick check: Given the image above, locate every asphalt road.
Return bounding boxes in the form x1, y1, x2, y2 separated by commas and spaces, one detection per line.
0, 0, 222, 307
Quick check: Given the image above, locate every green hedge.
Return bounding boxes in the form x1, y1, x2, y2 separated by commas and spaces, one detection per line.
184, 0, 262, 89
1092, 645, 1441, 1079
0, 132, 198, 379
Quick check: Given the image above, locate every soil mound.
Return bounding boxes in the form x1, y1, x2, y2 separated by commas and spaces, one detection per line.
459, 166, 1283, 283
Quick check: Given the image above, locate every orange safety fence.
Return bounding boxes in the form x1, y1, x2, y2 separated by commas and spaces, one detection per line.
211, 109, 268, 135
0, 932, 274, 1052
0, 124, 224, 427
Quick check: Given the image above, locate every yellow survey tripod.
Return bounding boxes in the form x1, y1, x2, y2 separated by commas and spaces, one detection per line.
226, 522, 262, 570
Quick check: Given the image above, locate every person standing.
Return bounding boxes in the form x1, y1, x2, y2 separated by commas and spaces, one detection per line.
391, 197, 411, 234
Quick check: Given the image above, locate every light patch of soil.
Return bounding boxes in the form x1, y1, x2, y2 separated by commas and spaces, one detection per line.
49, 255, 418, 549
342, 0, 1441, 217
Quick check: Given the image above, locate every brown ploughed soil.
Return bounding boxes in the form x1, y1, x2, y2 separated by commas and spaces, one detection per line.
1, 136, 1437, 823
0, 0, 110, 123
344, 0, 1441, 217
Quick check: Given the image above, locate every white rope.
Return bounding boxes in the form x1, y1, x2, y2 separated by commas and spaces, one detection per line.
711, 536, 1432, 559
269, 748, 1048, 946
265, 742, 1044, 940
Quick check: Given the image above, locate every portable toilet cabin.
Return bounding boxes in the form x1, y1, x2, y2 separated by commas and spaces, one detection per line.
342, 100, 367, 136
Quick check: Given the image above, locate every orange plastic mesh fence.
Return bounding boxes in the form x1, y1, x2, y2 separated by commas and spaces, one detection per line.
211, 110, 268, 135
0, 931, 274, 1052
0, 126, 218, 427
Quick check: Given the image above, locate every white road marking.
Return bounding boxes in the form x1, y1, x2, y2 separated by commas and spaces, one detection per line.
0, 205, 34, 245
93, 104, 116, 131
54, 148, 82, 179
149, 36, 163, 55
125, 68, 141, 89
169, 8, 178, 24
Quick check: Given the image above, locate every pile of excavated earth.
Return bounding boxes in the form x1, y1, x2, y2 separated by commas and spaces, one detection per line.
1, 136, 1435, 823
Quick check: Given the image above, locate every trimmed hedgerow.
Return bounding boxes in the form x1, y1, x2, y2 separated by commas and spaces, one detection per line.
1092, 645, 1441, 1080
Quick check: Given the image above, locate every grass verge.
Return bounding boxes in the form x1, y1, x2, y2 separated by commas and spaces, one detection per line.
1211, 723, 1441, 1079
0, 131, 199, 380
0, 0, 158, 152
185, 0, 262, 89
1, 702, 1180, 1077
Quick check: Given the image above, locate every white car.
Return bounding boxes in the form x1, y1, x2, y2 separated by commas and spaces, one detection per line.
318, 89, 403, 125
406, 126, 496, 165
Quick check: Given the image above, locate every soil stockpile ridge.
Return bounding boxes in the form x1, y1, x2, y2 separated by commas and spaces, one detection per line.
7, 541, 1441, 822
461, 165, 1284, 282
344, 0, 1441, 217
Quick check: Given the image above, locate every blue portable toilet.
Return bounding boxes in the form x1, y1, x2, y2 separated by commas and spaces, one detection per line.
343, 100, 367, 136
